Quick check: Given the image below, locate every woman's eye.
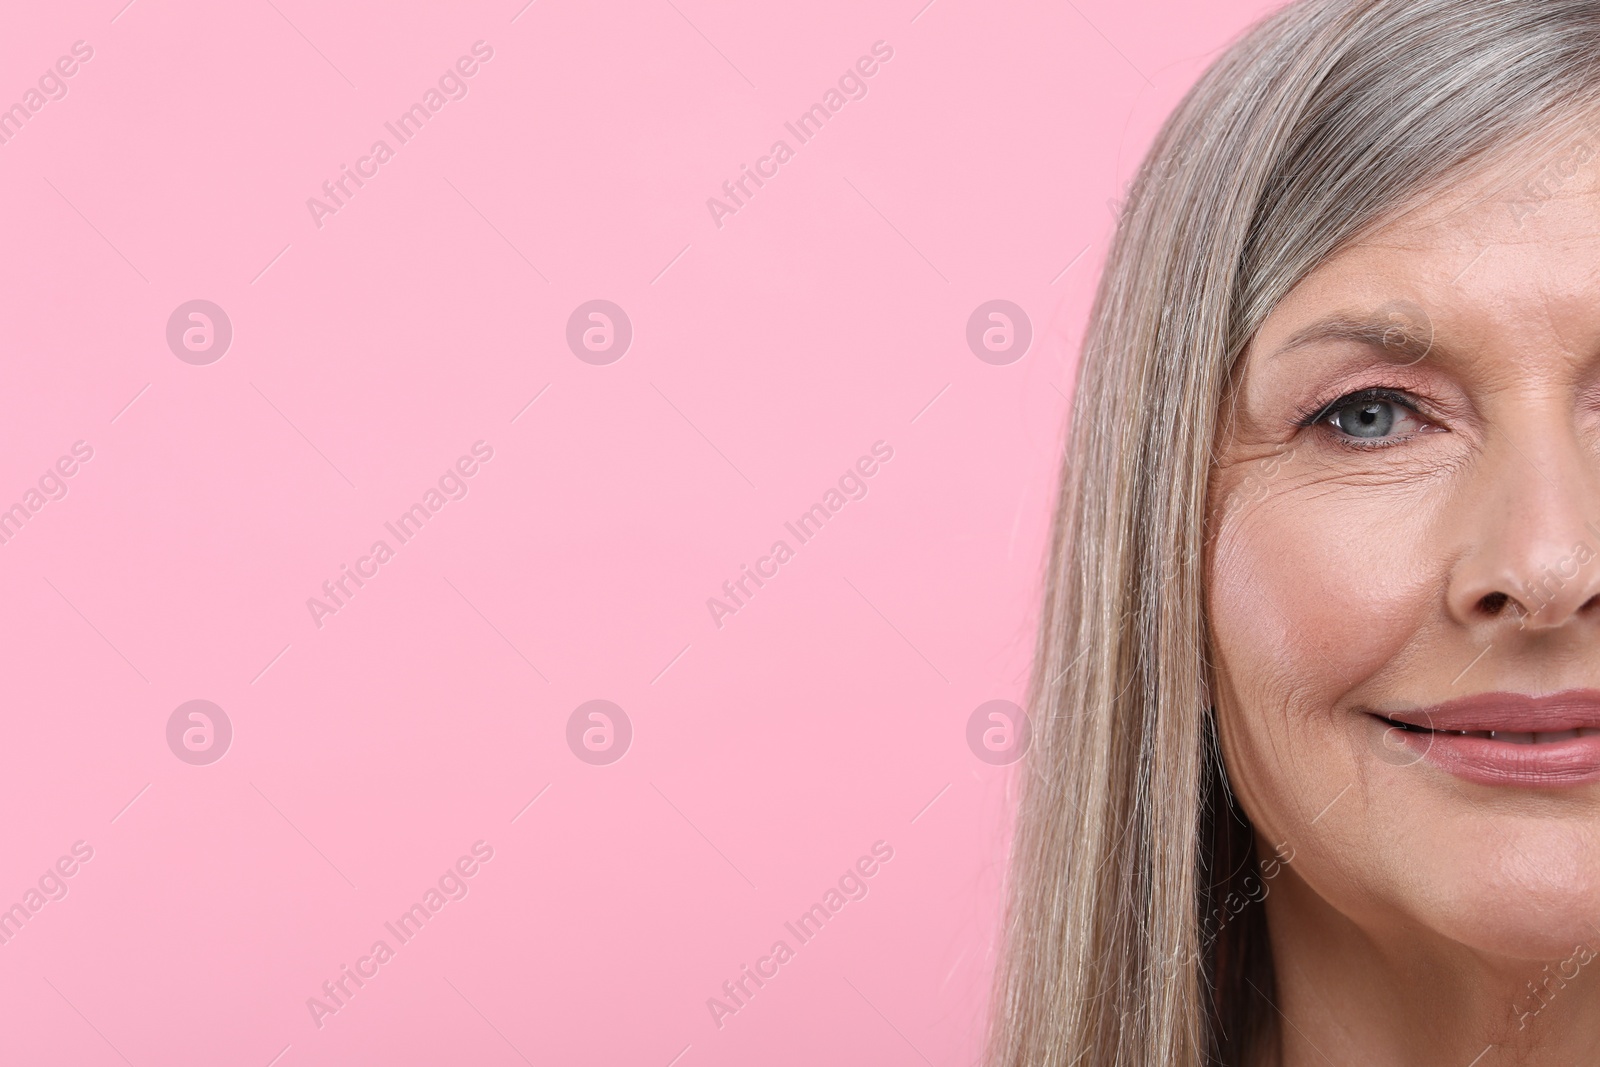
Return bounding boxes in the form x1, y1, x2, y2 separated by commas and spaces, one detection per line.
1323, 394, 1426, 442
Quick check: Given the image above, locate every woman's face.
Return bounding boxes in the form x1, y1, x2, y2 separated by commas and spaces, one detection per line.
1209, 136, 1600, 963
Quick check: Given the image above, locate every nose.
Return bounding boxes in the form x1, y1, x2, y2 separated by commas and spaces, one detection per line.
1446, 424, 1600, 631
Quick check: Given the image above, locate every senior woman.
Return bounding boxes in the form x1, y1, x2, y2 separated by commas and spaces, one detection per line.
986, 0, 1600, 1064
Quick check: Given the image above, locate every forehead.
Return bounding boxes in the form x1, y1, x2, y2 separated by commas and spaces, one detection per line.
1253, 128, 1600, 354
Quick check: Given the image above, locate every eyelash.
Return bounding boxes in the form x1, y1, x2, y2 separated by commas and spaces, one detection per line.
1292, 387, 1430, 448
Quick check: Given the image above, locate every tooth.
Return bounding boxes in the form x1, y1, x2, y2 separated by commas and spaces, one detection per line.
1539, 730, 1579, 743
1493, 731, 1536, 744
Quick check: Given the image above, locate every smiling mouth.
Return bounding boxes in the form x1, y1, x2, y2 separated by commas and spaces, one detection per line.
1367, 690, 1600, 786
1379, 716, 1600, 744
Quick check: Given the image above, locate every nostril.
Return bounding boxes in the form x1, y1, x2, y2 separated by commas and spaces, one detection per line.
1478, 592, 1510, 616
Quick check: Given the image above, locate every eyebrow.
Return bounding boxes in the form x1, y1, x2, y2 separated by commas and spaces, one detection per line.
1267, 312, 1447, 367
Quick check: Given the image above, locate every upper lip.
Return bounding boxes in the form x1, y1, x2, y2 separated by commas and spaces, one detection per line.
1372, 690, 1600, 733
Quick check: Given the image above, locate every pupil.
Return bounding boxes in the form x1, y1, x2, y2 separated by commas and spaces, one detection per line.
1340, 400, 1393, 438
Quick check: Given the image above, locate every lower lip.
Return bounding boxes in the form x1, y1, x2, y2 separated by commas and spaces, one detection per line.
1376, 719, 1600, 786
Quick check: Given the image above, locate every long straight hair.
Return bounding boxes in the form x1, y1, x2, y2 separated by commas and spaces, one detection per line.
986, 2, 1600, 1063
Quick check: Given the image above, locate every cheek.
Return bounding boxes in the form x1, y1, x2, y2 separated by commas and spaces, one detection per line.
1210, 487, 1436, 702
1206, 484, 1439, 823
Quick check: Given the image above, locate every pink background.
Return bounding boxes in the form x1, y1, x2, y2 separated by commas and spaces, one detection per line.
0, 1, 1272, 1063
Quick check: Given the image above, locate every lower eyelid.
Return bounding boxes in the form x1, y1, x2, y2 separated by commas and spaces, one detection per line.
1327, 432, 1411, 450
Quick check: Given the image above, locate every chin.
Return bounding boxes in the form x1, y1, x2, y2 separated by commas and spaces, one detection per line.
1406, 816, 1600, 961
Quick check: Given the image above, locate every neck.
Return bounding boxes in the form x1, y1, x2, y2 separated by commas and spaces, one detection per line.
1259, 871, 1600, 1066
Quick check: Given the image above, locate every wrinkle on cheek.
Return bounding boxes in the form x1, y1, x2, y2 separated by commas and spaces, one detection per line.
1208, 510, 1323, 811
1209, 491, 1421, 704
1210, 472, 1452, 818
1211, 647, 1328, 851
1209, 506, 1324, 697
